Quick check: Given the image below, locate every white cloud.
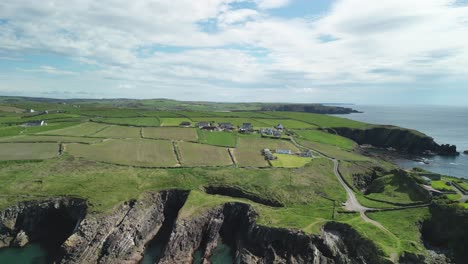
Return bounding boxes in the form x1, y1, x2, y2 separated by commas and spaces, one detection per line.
0, 0, 468, 103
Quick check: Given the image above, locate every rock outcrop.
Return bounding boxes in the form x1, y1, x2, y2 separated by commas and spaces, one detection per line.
0, 197, 87, 251
60, 190, 188, 264
260, 104, 360, 114
159, 202, 390, 264
463, 150, 468, 155
330, 126, 459, 155
1, 192, 391, 264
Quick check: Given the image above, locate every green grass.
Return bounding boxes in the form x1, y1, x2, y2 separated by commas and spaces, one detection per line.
431, 180, 454, 191
0, 135, 102, 144
197, 130, 237, 147
177, 142, 233, 167
366, 208, 430, 255
92, 125, 141, 138
255, 119, 317, 129
40, 122, 109, 137
0, 105, 25, 113
235, 137, 299, 167
0, 143, 58, 160
267, 112, 368, 128
190, 117, 269, 128
270, 154, 313, 168
294, 129, 356, 150
94, 117, 160, 127
296, 139, 371, 161
143, 127, 198, 142
159, 117, 193, 126
366, 174, 429, 204
66, 139, 177, 167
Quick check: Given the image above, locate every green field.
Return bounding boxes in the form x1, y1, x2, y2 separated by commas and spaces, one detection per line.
235, 137, 299, 167
294, 129, 356, 150
94, 117, 160, 127
0, 135, 102, 144
365, 174, 429, 204
296, 139, 370, 161
66, 139, 177, 167
41, 122, 109, 137
0, 105, 25, 113
197, 130, 237, 147
255, 119, 316, 129
177, 142, 233, 167
159, 117, 192, 126
431, 180, 454, 191
143, 127, 198, 141
270, 154, 313, 168
267, 112, 368, 128
92, 125, 141, 138
0, 143, 58, 160
190, 117, 269, 128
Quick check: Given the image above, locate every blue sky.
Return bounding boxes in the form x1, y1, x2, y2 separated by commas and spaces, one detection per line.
0, 0, 468, 105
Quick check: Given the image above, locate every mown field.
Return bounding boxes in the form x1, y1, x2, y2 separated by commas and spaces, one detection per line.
66, 139, 177, 167
177, 142, 233, 167
40, 122, 109, 137
197, 130, 237, 147
143, 127, 198, 142
0, 143, 58, 160
92, 125, 141, 138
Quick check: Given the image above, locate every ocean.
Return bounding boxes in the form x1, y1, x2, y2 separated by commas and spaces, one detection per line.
333, 105, 468, 179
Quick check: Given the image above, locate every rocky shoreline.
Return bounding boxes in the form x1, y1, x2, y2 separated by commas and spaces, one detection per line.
1, 191, 391, 264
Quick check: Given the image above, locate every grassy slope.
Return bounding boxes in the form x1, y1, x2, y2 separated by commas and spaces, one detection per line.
197, 130, 237, 147
143, 127, 198, 142
0, 143, 58, 160
293, 129, 356, 150
94, 117, 160, 127
177, 142, 233, 167
270, 154, 312, 168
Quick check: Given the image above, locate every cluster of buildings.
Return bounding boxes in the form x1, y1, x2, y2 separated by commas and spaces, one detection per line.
262, 148, 313, 161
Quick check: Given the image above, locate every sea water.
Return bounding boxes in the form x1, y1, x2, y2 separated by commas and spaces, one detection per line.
0, 243, 49, 264
333, 105, 468, 179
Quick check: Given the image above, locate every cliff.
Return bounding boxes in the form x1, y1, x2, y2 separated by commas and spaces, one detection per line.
260, 104, 360, 114
1, 192, 390, 264
329, 126, 458, 155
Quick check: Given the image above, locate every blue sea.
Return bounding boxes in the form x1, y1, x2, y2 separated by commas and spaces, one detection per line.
333, 105, 468, 179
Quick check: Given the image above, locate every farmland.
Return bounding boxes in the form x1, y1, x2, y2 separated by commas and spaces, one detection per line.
177, 142, 233, 167
66, 139, 177, 167
197, 130, 237, 147
0, 135, 102, 144
270, 154, 313, 168
92, 125, 141, 138
41, 122, 109, 137
94, 117, 160, 127
143, 127, 198, 142
235, 136, 299, 167
0, 143, 58, 160
293, 129, 356, 150
159, 117, 192, 126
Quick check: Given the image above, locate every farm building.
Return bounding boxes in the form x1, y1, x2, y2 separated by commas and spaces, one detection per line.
25, 120, 46, 127
197, 122, 211, 128
239, 123, 253, 133
262, 148, 277, 160
276, 149, 292, 155
300, 150, 314, 157
27, 109, 35, 113
218, 122, 234, 130
276, 124, 284, 130
180, 121, 192, 127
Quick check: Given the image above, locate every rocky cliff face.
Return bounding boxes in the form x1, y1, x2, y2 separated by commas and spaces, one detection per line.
330, 126, 458, 155
0, 197, 87, 252
1, 192, 391, 264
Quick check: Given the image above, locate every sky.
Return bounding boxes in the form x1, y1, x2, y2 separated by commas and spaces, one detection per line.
0, 0, 468, 105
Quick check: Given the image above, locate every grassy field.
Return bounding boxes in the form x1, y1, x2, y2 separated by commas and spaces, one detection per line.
431, 180, 453, 191
255, 119, 317, 129
294, 129, 356, 150
94, 117, 160, 127
267, 112, 368, 128
235, 137, 299, 167
190, 117, 269, 128
41, 122, 109, 137
159, 117, 193, 126
143, 127, 198, 141
0, 143, 58, 160
270, 154, 313, 168
177, 142, 233, 167
0, 135, 102, 144
365, 174, 429, 204
66, 139, 177, 167
0, 105, 25, 113
296, 139, 371, 161
92, 125, 141, 138
197, 130, 237, 147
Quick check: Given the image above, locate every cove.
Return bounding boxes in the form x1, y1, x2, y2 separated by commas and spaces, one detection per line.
192, 242, 234, 264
